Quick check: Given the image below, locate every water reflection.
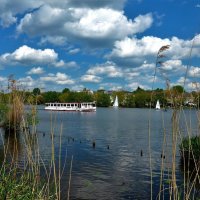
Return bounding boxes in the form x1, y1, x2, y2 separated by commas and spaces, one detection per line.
0, 108, 199, 199
2, 129, 22, 164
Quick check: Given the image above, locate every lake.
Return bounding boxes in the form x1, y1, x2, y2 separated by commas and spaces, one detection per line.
0, 107, 199, 199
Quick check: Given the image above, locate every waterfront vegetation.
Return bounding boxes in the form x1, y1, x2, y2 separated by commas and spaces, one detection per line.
180, 136, 200, 161
0, 84, 199, 108
0, 46, 199, 199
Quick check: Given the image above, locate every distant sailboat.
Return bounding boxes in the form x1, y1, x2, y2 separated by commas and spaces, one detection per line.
156, 100, 160, 110
113, 96, 119, 107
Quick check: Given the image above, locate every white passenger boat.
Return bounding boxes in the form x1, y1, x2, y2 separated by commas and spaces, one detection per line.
45, 102, 96, 112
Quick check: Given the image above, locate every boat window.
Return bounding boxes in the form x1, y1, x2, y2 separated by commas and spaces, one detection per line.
61, 104, 63, 106
58, 104, 60, 107
64, 104, 66, 107
71, 104, 74, 107
54, 104, 56, 106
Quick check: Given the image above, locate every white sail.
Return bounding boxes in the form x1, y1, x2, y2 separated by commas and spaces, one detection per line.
113, 96, 119, 107
156, 100, 160, 110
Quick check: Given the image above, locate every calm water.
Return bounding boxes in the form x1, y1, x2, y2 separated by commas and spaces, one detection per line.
0, 108, 199, 199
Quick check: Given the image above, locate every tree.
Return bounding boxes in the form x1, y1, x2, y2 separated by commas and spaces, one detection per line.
95, 92, 110, 107
124, 94, 135, 107
42, 91, 60, 103
62, 88, 70, 93
172, 85, 184, 94
33, 88, 41, 96
134, 86, 145, 94
134, 92, 151, 108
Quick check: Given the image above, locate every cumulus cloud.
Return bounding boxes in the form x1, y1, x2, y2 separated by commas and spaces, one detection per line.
0, 45, 74, 68
158, 59, 186, 76
99, 82, 123, 91
87, 61, 123, 78
108, 35, 200, 66
18, 76, 37, 88
109, 36, 169, 59
187, 82, 200, 91
126, 82, 150, 91
40, 36, 68, 46
80, 75, 102, 83
68, 48, 80, 55
0, 76, 7, 82
67, 0, 126, 10
188, 66, 200, 78
54, 60, 78, 68
0, 0, 42, 27
17, 4, 153, 46
0, 0, 126, 27
0, 0, 127, 27
40, 72, 74, 85
27, 67, 44, 75
0, 45, 58, 65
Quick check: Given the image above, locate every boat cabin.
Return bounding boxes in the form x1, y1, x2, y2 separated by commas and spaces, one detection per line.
45, 102, 96, 112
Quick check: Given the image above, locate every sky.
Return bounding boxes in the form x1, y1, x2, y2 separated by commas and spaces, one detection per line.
0, 0, 200, 92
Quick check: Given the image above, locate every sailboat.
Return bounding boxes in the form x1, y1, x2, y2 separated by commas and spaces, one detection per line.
156, 100, 160, 110
113, 96, 119, 107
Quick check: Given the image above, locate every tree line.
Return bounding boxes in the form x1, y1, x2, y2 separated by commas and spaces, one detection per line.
0, 85, 199, 108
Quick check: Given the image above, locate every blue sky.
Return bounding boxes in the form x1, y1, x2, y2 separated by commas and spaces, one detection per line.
0, 0, 200, 92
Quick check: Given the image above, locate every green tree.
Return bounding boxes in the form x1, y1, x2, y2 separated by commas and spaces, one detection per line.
42, 91, 60, 103
124, 94, 135, 107
59, 93, 69, 102
62, 88, 70, 93
95, 92, 110, 107
33, 88, 41, 96
172, 85, 184, 94
134, 86, 145, 94
134, 92, 151, 108
77, 92, 94, 102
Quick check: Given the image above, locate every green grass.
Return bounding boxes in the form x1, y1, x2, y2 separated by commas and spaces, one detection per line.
0, 165, 56, 200
180, 136, 200, 161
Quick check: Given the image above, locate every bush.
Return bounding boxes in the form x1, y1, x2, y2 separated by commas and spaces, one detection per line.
179, 136, 200, 161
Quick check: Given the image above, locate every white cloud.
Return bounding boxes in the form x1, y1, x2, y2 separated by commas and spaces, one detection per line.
187, 82, 200, 91
0, 76, 7, 82
0, 0, 42, 27
159, 59, 186, 72
54, 60, 78, 68
66, 0, 126, 10
108, 35, 200, 66
17, 5, 153, 47
0, 45, 58, 65
40, 72, 74, 85
126, 82, 150, 91
109, 36, 170, 59
99, 82, 123, 91
80, 75, 102, 83
0, 45, 74, 68
188, 66, 200, 78
71, 84, 85, 91
87, 61, 123, 78
27, 67, 44, 75
68, 48, 80, 55
18, 76, 37, 88
40, 36, 68, 46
